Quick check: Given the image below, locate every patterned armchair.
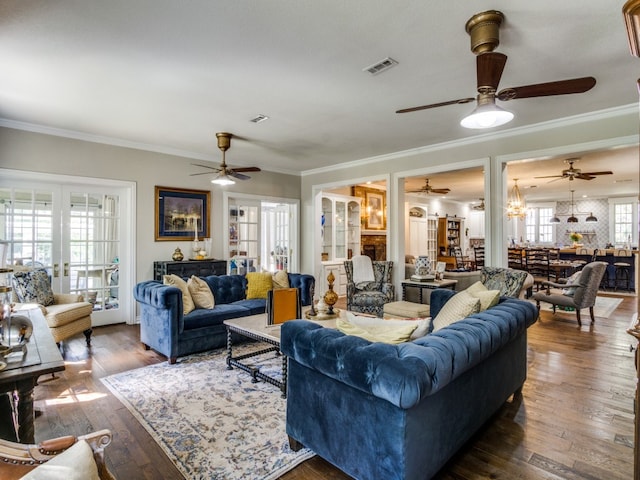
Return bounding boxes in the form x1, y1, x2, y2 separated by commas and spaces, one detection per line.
481, 266, 530, 298
344, 260, 394, 317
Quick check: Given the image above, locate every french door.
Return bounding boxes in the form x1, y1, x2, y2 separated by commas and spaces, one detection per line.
0, 171, 134, 325
224, 193, 298, 274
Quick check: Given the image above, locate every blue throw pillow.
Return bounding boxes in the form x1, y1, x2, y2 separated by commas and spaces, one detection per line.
11, 269, 55, 306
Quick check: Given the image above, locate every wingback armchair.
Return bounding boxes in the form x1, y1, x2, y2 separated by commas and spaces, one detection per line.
344, 260, 394, 317
532, 261, 607, 326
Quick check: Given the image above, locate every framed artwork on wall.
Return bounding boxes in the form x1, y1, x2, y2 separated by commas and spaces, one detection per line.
351, 185, 387, 231
365, 191, 386, 230
155, 186, 211, 241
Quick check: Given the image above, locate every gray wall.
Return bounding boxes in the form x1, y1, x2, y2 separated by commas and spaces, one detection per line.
0, 127, 301, 282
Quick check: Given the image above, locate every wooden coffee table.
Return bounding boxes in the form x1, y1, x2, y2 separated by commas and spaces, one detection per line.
224, 311, 339, 398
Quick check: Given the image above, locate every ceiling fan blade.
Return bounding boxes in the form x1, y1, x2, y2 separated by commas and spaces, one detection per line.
191, 163, 221, 172
430, 188, 451, 194
497, 76, 596, 101
229, 171, 251, 180
533, 174, 565, 179
230, 166, 261, 173
396, 98, 475, 114
574, 173, 595, 180
477, 52, 507, 90
582, 171, 613, 176
189, 172, 217, 176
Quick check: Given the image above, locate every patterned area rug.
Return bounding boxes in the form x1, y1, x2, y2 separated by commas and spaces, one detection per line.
101, 346, 314, 480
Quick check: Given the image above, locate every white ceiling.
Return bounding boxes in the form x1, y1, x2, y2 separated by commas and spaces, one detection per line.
0, 1, 638, 201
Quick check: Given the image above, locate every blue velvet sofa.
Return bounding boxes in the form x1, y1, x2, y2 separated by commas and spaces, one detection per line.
134, 273, 314, 364
280, 289, 538, 480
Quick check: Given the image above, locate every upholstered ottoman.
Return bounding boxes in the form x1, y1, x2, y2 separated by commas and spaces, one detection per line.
383, 300, 430, 319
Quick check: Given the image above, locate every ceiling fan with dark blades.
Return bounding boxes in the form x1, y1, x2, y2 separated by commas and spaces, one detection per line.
191, 132, 261, 184
534, 158, 613, 182
396, 11, 596, 129
406, 178, 451, 195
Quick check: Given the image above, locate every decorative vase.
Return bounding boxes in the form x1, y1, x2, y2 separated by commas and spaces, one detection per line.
172, 248, 184, 261
323, 270, 339, 315
414, 255, 431, 276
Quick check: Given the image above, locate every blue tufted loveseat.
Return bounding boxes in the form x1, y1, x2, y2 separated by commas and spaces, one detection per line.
281, 289, 538, 480
134, 273, 314, 364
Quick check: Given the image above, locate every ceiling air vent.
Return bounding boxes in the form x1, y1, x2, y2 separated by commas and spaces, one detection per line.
249, 114, 270, 123
363, 57, 398, 75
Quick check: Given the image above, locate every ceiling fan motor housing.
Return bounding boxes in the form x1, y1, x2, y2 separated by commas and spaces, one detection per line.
465, 10, 504, 55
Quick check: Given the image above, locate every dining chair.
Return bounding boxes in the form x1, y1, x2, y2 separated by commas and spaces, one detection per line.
524, 248, 551, 291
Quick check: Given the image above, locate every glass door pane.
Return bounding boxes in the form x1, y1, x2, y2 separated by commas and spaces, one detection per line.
228, 200, 260, 274
64, 188, 121, 324
262, 202, 290, 272
335, 200, 346, 259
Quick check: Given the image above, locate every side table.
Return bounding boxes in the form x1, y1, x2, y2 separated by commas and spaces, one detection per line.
0, 308, 65, 442
401, 279, 458, 304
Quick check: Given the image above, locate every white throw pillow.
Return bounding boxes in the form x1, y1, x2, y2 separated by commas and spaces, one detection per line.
346, 311, 431, 339
20, 439, 100, 480
432, 290, 481, 332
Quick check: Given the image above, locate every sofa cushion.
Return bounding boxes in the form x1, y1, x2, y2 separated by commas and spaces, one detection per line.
336, 317, 417, 344
44, 302, 93, 328
11, 270, 55, 306
246, 272, 273, 299
183, 304, 252, 330
432, 290, 481, 332
187, 275, 215, 309
466, 281, 501, 311
272, 270, 290, 289
163, 274, 195, 315
20, 439, 99, 480
347, 311, 430, 339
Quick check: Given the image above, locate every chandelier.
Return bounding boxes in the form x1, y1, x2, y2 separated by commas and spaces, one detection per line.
506, 179, 527, 219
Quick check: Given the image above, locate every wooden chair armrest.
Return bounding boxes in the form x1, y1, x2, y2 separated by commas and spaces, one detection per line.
0, 429, 114, 480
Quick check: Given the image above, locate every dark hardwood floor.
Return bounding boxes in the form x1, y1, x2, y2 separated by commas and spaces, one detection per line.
32, 294, 637, 479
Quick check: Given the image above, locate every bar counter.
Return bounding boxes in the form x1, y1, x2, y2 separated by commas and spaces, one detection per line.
558, 248, 638, 292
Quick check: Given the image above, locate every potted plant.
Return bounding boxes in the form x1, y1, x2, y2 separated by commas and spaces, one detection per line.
569, 231, 583, 248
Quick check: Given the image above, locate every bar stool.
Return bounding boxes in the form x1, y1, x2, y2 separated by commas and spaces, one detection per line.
613, 248, 632, 291
594, 249, 610, 290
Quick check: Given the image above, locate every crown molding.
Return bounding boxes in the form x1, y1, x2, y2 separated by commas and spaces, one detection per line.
301, 103, 639, 177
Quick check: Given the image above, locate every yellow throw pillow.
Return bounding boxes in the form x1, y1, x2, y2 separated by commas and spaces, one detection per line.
432, 290, 481, 332
187, 275, 215, 309
272, 270, 290, 289
337, 318, 417, 344
246, 272, 273, 299
163, 274, 195, 315
465, 281, 500, 311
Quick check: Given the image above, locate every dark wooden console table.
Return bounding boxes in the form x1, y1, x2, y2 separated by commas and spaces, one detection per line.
0, 308, 65, 443
153, 259, 227, 281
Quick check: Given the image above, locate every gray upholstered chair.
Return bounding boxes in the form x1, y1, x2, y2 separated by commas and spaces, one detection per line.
344, 259, 394, 317
532, 261, 607, 326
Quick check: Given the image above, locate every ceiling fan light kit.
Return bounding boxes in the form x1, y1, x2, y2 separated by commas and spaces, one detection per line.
211, 173, 235, 186
460, 94, 513, 129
